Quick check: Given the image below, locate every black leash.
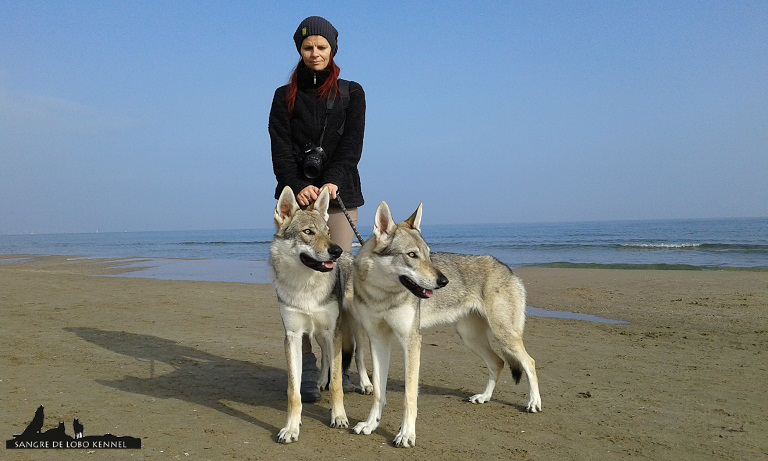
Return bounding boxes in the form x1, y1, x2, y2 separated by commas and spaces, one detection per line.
335, 195, 365, 246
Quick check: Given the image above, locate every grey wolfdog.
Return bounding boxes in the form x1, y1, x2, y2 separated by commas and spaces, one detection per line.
269, 186, 350, 444
348, 201, 542, 447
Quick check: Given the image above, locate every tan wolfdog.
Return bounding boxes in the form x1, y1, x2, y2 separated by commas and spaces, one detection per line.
270, 186, 349, 443
348, 201, 541, 447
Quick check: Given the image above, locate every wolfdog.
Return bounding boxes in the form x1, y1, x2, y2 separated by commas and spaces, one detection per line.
348, 202, 542, 447
269, 186, 349, 443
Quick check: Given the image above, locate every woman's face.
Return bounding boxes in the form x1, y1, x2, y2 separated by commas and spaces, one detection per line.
300, 35, 332, 71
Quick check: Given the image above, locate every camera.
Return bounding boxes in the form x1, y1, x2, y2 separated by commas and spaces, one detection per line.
302, 143, 326, 179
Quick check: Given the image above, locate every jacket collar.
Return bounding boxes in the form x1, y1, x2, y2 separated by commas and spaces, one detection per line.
297, 62, 330, 89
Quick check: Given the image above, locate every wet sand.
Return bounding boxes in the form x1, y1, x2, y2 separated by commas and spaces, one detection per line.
1, 255, 766, 459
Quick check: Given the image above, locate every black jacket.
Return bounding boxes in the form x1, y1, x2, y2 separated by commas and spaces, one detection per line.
269, 64, 365, 208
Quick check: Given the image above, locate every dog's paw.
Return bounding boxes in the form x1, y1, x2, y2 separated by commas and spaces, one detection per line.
359, 384, 373, 395
277, 425, 300, 444
393, 429, 416, 448
526, 395, 542, 413
330, 413, 349, 429
468, 393, 491, 404
353, 421, 377, 435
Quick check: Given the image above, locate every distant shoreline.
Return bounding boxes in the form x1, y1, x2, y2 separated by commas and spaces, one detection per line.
1, 254, 766, 291
2, 219, 766, 269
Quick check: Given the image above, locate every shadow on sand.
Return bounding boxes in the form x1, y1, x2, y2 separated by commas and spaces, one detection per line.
64, 327, 292, 435
63, 327, 493, 439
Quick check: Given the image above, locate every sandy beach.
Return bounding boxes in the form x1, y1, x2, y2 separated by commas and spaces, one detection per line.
1, 255, 766, 460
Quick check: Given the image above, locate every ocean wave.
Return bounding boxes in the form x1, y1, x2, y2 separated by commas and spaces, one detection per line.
619, 243, 703, 249
619, 243, 768, 252
453, 242, 768, 252
180, 241, 272, 246
530, 262, 768, 271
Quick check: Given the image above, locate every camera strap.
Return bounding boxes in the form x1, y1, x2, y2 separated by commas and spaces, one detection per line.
337, 79, 350, 136
317, 96, 334, 147
317, 79, 350, 147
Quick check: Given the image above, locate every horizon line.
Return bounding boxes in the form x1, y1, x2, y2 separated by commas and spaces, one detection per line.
2, 215, 766, 237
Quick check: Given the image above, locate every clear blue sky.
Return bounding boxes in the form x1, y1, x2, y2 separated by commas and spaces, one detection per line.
1, 0, 766, 234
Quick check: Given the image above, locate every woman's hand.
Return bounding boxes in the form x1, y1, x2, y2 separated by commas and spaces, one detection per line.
297, 185, 320, 207
321, 183, 338, 200
297, 184, 338, 206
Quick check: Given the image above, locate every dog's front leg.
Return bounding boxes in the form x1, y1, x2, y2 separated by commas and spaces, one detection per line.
317, 328, 332, 391
394, 327, 421, 448
353, 332, 391, 436
354, 326, 374, 394
329, 322, 349, 428
315, 325, 349, 428
277, 331, 303, 444
344, 313, 373, 394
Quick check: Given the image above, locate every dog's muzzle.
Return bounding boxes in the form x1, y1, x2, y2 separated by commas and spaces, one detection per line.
399, 276, 430, 299
300, 253, 336, 272
398, 271, 448, 299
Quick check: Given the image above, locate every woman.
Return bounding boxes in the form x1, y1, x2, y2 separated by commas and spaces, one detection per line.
268, 16, 365, 403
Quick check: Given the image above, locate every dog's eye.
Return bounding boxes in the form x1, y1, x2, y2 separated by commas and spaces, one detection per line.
407, 252, 418, 259
303, 229, 314, 235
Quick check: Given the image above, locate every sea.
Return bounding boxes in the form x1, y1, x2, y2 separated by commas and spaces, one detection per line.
1, 218, 766, 286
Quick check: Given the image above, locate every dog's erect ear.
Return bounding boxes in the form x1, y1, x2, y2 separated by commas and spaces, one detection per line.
274, 186, 300, 229
309, 187, 331, 222
373, 201, 395, 243
403, 203, 423, 232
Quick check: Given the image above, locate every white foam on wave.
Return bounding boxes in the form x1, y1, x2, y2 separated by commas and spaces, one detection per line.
620, 243, 702, 249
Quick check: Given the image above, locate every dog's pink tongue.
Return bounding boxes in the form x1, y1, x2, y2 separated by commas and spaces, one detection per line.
322, 262, 334, 270
424, 289, 434, 298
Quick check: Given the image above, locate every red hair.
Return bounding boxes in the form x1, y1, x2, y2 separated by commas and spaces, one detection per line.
285, 56, 340, 115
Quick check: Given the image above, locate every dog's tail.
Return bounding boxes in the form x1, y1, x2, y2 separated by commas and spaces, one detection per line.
506, 355, 524, 385
342, 346, 354, 371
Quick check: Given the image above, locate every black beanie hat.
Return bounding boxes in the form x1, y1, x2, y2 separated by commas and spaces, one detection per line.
293, 16, 338, 56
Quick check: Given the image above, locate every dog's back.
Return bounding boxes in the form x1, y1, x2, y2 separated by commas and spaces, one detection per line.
422, 252, 527, 332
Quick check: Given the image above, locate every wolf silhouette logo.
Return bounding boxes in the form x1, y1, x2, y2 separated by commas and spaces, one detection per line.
73, 419, 84, 439
6, 405, 141, 449
20, 405, 45, 438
